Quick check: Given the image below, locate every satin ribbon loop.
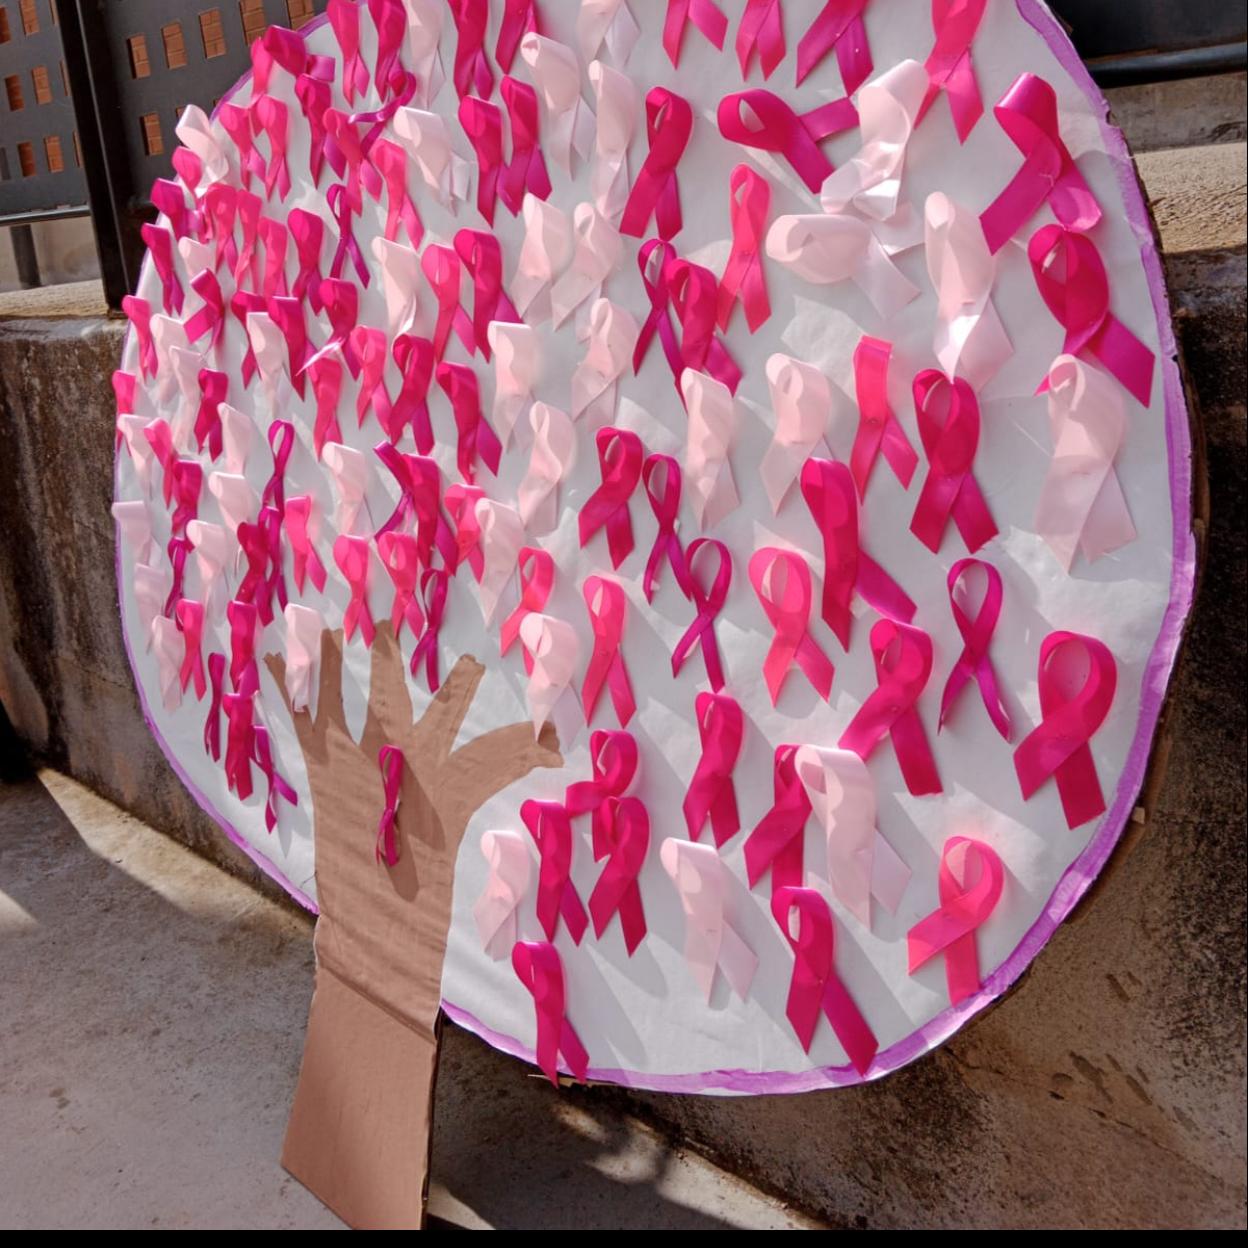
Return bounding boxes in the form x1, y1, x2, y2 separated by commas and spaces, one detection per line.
500, 546, 555, 673
375, 744, 404, 866
449, 0, 494, 99
663, 0, 728, 66
851, 335, 918, 499
748, 548, 834, 705
370, 138, 425, 248
174, 598, 207, 700
500, 75, 553, 214
683, 691, 744, 848
458, 96, 506, 225
512, 940, 590, 1086
454, 228, 521, 359
410, 567, 450, 689
390, 334, 436, 452
682, 368, 741, 528
619, 87, 693, 241
760, 352, 830, 514
581, 574, 636, 727
940, 557, 1011, 740
474, 829, 531, 959
436, 360, 503, 482
519, 34, 595, 177
736, 0, 786, 80
670, 261, 742, 394
194, 368, 228, 461
565, 729, 639, 858
578, 426, 643, 568
587, 795, 649, 954
222, 691, 256, 800
421, 243, 474, 360
520, 612, 581, 736
743, 744, 810, 894
141, 224, 184, 316
641, 452, 693, 602
204, 652, 226, 761
377, 531, 427, 639
671, 538, 731, 692
333, 534, 376, 647
252, 95, 292, 202
521, 799, 588, 945
328, 0, 370, 103
632, 238, 683, 380
123, 298, 157, 379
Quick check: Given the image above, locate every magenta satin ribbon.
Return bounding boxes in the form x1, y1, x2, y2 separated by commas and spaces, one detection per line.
268, 294, 309, 400
411, 567, 450, 688
350, 325, 391, 434
390, 334, 436, 452
257, 216, 289, 300
850, 335, 917, 500
261, 419, 295, 515
773, 886, 877, 1074
683, 691, 744, 848
327, 181, 369, 288
839, 619, 942, 796
295, 72, 333, 186
497, 0, 539, 73
671, 538, 730, 692
377, 531, 427, 640
252, 95, 291, 202
445, 482, 486, 579
314, 277, 361, 376
908, 835, 1004, 1005
333, 534, 376, 647
174, 598, 207, 700
521, 799, 588, 945
204, 652, 225, 761
749, 547, 834, 705
449, 0, 494, 99
251, 23, 333, 95
620, 88, 693, 241
1014, 630, 1116, 829
795, 0, 872, 92
369, 0, 408, 92
421, 243, 474, 360
736, 0, 785, 79
743, 744, 810, 894
512, 940, 590, 1086
500, 75, 552, 215
141, 224, 183, 316
169, 458, 202, 539
717, 89, 858, 194
142, 419, 175, 505
436, 361, 503, 483
288, 209, 326, 312
669, 260, 742, 393
122, 298, 156, 379
284, 496, 327, 595
800, 457, 915, 651
641, 452, 693, 602
307, 356, 343, 457
373, 446, 458, 572
163, 536, 191, 620
917, 0, 987, 142
500, 546, 554, 673
941, 558, 1012, 742
588, 796, 649, 956
232, 190, 263, 291
718, 165, 771, 334
226, 598, 260, 697
371, 138, 424, 249
328, 0, 369, 104
236, 520, 273, 623
1028, 225, 1155, 407
910, 371, 997, 554
263, 504, 288, 620
458, 96, 506, 226
202, 184, 238, 275
632, 239, 683, 382
151, 179, 193, 241
565, 730, 639, 858
230, 290, 266, 386
222, 691, 255, 800
454, 228, 521, 361
375, 743, 404, 866
220, 102, 265, 193
664, 0, 728, 66
185, 270, 225, 357
582, 574, 636, 728
195, 368, 227, 461
579, 427, 643, 569
254, 724, 297, 833
979, 72, 1101, 253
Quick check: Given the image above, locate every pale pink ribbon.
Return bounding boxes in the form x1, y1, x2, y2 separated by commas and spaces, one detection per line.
924, 192, 1012, 390
488, 321, 541, 448
550, 203, 622, 331
570, 298, 639, 424
577, 0, 641, 65
518, 402, 577, 534
178, 237, 215, 279
760, 353, 832, 514
682, 369, 740, 530
283, 602, 325, 715
660, 837, 757, 1003
150, 315, 184, 405
220, 404, 253, 475
392, 108, 470, 209
402, 0, 446, 106
474, 829, 533, 960
112, 500, 155, 565
472, 497, 526, 624
322, 442, 370, 533
1036, 355, 1136, 570
520, 34, 596, 177
794, 744, 910, 930
208, 471, 258, 536
187, 520, 230, 615
587, 61, 638, 222
151, 616, 185, 712
175, 105, 229, 183
245, 311, 288, 414
117, 415, 158, 495
519, 612, 582, 738
134, 561, 172, 646
372, 236, 423, 338
168, 345, 206, 449
510, 195, 573, 322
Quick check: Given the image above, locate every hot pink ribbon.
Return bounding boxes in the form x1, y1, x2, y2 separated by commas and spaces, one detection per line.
445, 482, 486, 580
123, 297, 157, 380
268, 295, 310, 400
850, 335, 917, 500
458, 96, 506, 226
223, 691, 256, 800
421, 243, 474, 360
800, 457, 915, 650
908, 836, 1004, 1004
307, 356, 344, 458
283, 496, 327, 595
980, 73, 1102, 254
718, 89, 858, 194
718, 165, 771, 334
349, 326, 392, 434
736, 0, 785, 79
1014, 630, 1116, 829
565, 730, 638, 857
377, 531, 427, 639
151, 178, 193, 241
381, 333, 432, 451
455, 229, 521, 360
620, 88, 693, 241
917, 0, 986, 142
375, 744, 404, 866
1028, 225, 1156, 406
257, 216, 289, 301
796, 0, 872, 91
632, 239, 682, 382
749, 548, 834, 705
201, 183, 238, 275
910, 370, 997, 554
295, 72, 333, 185
941, 557, 1011, 741
436, 361, 503, 483
333, 534, 376, 647
743, 744, 810, 894
227, 599, 260, 696
252, 95, 291, 202
328, 0, 370, 103
195, 368, 227, 461
309, 277, 360, 376
682, 368, 740, 527
261, 419, 295, 515
772, 886, 877, 1074
373, 446, 457, 570
521, 800, 588, 945
326, 182, 370, 288
220, 103, 266, 193
671, 539, 730, 692
174, 598, 207, 701
251, 22, 334, 94
286, 209, 325, 312
474, 829, 531, 960
369, 0, 408, 91
410, 567, 450, 688
169, 458, 203, 538
283, 604, 324, 715
204, 652, 226, 761
672, 260, 744, 393
579, 426, 642, 568
500, 546, 554, 674
588, 796, 649, 955
839, 619, 942, 796
683, 691, 743, 848
254, 724, 297, 833
369, 139, 424, 249
163, 535, 192, 619
518, 402, 576, 535
581, 575, 636, 728
449, 0, 494, 99
663, 0, 727, 66
141, 224, 184, 316
142, 418, 176, 505
500, 75, 552, 215
641, 452, 693, 602
236, 514, 275, 624
512, 940, 590, 1086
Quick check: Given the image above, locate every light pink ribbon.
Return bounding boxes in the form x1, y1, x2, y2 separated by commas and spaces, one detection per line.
392, 107, 470, 208
117, 416, 157, 496
472, 497, 525, 624
436, 361, 503, 483
500, 547, 555, 673
519, 403, 577, 535
620, 87, 692, 241
283, 496, 327, 595
941, 557, 1011, 740
521, 800, 588, 945
796, 0, 873, 91
250, 23, 334, 95
794, 744, 910, 929
664, 0, 728, 66
917, 0, 987, 142
323, 442, 370, 534
570, 298, 638, 424
718, 165, 771, 334
683, 691, 743, 848
134, 562, 172, 646
151, 616, 185, 712
474, 829, 532, 960
175, 105, 229, 183
550, 204, 622, 331
244, 313, 287, 415
519, 612, 581, 736
587, 61, 637, 222
207, 471, 257, 536
187, 520, 229, 615
850, 335, 917, 500
334, 535, 376, 647
371, 237, 422, 340
772, 886, 877, 1075
577, 0, 640, 65
520, 34, 595, 177
582, 575, 636, 728
168, 346, 205, 450
283, 603, 325, 715
175, 598, 207, 701
760, 353, 830, 514
579, 425, 643, 567
488, 322, 540, 448
1036, 355, 1136, 569
178, 237, 214, 281
661, 838, 757, 1002
587, 796, 649, 955
512, 940, 590, 1086
510, 195, 572, 322
112, 500, 155, 565
749, 548, 834, 705
150, 315, 185, 406
374, 744, 404, 867
908, 836, 1004, 1004
682, 369, 740, 530
402, 0, 446, 106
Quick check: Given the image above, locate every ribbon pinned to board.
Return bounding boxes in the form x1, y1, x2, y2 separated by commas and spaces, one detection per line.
743, 744, 811, 895
587, 60, 637, 222
795, 0, 872, 92
736, 0, 785, 80
500, 547, 555, 673
283, 496, 328, 595
519, 612, 581, 737
375, 744, 404, 866
663, 0, 728, 67
512, 940, 590, 1086
749, 548, 834, 705
670, 538, 731, 692
499, 75, 552, 215
333, 534, 376, 647
151, 616, 185, 712
510, 196, 572, 323
578, 426, 643, 568
641, 452, 693, 603
521, 800, 588, 945
682, 369, 741, 530
458, 96, 506, 226
620, 88, 693, 241
587, 796, 649, 955
760, 353, 830, 514
377, 531, 427, 641
410, 568, 450, 689
436, 361, 504, 483
718, 165, 772, 334
564, 729, 639, 857
474, 829, 532, 960
518, 402, 577, 536
850, 335, 918, 500
174, 598, 207, 701
283, 603, 325, 715
550, 204, 623, 332
570, 298, 638, 425
520, 34, 596, 177
940, 558, 1012, 741
489, 321, 541, 449
916, 0, 987, 142
581, 575, 636, 728
253, 724, 298, 834
683, 691, 744, 848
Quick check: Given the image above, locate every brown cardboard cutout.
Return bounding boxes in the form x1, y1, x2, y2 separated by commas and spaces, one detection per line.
266, 625, 560, 1229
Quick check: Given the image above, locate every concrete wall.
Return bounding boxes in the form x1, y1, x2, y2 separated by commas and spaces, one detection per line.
0, 217, 101, 293
1, 89, 1244, 1228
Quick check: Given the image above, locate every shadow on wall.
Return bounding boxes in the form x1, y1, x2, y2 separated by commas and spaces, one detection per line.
0, 219, 100, 293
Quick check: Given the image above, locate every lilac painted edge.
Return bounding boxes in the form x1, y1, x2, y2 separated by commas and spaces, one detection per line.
113, 0, 1196, 1095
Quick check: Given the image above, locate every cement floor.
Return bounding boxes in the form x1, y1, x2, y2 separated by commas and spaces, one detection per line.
0, 768, 817, 1230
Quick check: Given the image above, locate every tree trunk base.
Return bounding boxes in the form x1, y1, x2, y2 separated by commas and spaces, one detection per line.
281, 964, 440, 1230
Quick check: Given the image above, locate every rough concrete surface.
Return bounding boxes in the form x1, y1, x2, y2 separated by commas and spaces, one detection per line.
0, 769, 815, 1230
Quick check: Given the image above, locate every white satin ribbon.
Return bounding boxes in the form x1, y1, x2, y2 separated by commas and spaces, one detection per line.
520, 33, 596, 177
682, 368, 740, 530
487, 321, 541, 449
570, 297, 638, 424
759, 353, 832, 514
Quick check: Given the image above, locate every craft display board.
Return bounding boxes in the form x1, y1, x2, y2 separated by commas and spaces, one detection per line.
113, 0, 1194, 1118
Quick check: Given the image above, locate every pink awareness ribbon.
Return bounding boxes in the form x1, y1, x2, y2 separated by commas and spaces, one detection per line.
257, 216, 289, 300
226, 292, 264, 389
232, 189, 264, 293
287, 209, 325, 311
682, 368, 740, 528
671, 538, 730, 692
188, 520, 229, 616
349, 325, 392, 435
1036, 354, 1137, 569
169, 458, 203, 538
743, 744, 810, 894
307, 356, 344, 458
222, 691, 256, 800
979, 73, 1102, 254
641, 452, 693, 602
510, 196, 571, 322
449, 487, 488, 583
579, 426, 643, 568
436, 361, 503, 482
250, 22, 333, 95
254, 724, 298, 833
500, 547, 555, 673
458, 96, 506, 226
718, 165, 772, 334
209, 470, 258, 539
373, 236, 422, 340
570, 298, 637, 424
134, 560, 171, 645
472, 496, 526, 624
377, 531, 427, 640
328, 0, 370, 104
850, 335, 917, 500
184, 267, 225, 353
908, 836, 1004, 1004
326, 181, 370, 288
683, 691, 744, 848
772, 886, 878, 1075
324, 443, 371, 536
620, 88, 693, 241
393, 106, 470, 208
661, 839, 757, 1001
519, 612, 581, 736
334, 534, 376, 647
373, 446, 456, 569
839, 619, 942, 796
512, 941, 590, 1087
261, 419, 295, 515
390, 334, 436, 452
760, 353, 830, 514
219, 102, 265, 193
195, 368, 228, 462
123, 297, 156, 378
421, 243, 474, 360
174, 598, 207, 701
175, 104, 229, 184
796, 0, 872, 91
497, 0, 540, 74
632, 238, 682, 382
203, 652, 226, 761
489, 322, 540, 448
517, 401, 576, 535
581, 574, 636, 728
141, 224, 183, 316
151, 178, 193, 241
910, 370, 997, 554
917, 0, 987, 142
1028, 225, 1156, 407
587, 61, 637, 222
235, 517, 273, 624
227, 599, 260, 696
449, 0, 494, 99
112, 499, 155, 565
564, 729, 638, 857
283, 603, 325, 715
749, 547, 834, 705
519, 34, 595, 177
940, 557, 1011, 740
474, 829, 531, 960
268, 295, 310, 399
500, 75, 552, 215
163, 535, 192, 619
663, 0, 727, 67
294, 72, 333, 186
736, 0, 785, 80
455, 228, 521, 359
588, 796, 649, 955
375, 744, 404, 866
309, 277, 361, 376
717, 89, 858, 194
369, 139, 424, 249
113, 368, 138, 432
142, 418, 176, 505
521, 799, 588, 945
283, 496, 327, 595
150, 607, 183, 702
550, 204, 623, 332
577, 0, 640, 65
410, 567, 450, 688
1014, 630, 1116, 829
170, 146, 204, 206
251, 95, 291, 202
369, 0, 408, 92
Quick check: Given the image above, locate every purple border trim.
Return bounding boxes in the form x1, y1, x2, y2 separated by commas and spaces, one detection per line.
114, 1, 1196, 1094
